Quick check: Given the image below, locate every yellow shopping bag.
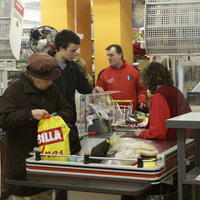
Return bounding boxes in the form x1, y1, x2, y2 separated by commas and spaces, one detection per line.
37, 115, 70, 161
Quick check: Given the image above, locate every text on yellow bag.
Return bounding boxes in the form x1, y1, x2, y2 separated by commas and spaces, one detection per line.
37, 115, 70, 161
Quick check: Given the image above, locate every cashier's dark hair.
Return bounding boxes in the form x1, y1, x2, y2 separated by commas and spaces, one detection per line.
142, 62, 173, 94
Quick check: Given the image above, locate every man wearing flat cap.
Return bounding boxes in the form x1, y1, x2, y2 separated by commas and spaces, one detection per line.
0, 53, 74, 199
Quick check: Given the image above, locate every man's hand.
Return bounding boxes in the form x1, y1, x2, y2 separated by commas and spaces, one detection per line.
92, 86, 104, 94
31, 109, 49, 120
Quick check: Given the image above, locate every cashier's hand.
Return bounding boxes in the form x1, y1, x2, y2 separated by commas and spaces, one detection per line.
31, 109, 49, 120
134, 128, 145, 137
92, 86, 104, 93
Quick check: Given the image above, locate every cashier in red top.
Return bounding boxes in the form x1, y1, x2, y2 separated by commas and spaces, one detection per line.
135, 62, 191, 140
96, 44, 147, 112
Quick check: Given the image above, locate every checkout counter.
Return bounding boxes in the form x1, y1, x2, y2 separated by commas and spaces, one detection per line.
2, 93, 195, 198
5, 132, 194, 198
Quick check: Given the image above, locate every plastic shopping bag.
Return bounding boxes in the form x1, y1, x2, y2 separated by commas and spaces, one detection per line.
37, 115, 70, 161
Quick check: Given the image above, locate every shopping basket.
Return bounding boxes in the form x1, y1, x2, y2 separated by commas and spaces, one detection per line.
111, 100, 133, 126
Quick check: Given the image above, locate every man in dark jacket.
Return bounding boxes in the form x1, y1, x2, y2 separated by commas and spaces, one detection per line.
0, 53, 74, 199
51, 29, 103, 200
52, 29, 103, 154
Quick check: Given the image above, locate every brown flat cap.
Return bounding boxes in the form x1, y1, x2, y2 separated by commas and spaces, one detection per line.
27, 53, 61, 80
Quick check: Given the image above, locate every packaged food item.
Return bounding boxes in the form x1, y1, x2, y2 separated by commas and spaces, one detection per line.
106, 133, 159, 166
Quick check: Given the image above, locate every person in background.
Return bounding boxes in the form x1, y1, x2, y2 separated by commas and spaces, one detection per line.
30, 28, 41, 45
0, 53, 74, 200
135, 62, 191, 140
73, 48, 94, 85
75, 57, 88, 77
73, 48, 87, 77
36, 29, 49, 52
96, 44, 147, 113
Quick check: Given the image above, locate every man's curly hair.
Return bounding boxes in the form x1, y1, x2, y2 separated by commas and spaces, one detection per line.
142, 62, 173, 93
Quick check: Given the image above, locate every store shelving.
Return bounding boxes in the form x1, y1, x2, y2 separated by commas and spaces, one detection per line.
145, 0, 200, 55
0, 0, 11, 59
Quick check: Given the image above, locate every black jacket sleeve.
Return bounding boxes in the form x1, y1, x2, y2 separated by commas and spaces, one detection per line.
53, 84, 75, 125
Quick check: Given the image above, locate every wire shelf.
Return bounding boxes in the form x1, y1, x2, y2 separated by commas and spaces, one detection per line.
0, 0, 11, 17
145, 0, 200, 55
0, 19, 10, 38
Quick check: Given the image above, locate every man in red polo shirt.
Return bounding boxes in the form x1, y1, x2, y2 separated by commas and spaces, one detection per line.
96, 44, 147, 113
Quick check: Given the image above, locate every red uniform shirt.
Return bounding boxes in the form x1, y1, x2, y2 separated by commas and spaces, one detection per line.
139, 93, 170, 139
96, 61, 147, 112
139, 86, 191, 140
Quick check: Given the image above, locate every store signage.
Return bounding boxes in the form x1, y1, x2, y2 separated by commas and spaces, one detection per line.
14, 0, 24, 17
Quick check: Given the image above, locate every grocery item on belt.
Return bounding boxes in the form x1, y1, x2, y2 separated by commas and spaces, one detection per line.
106, 133, 159, 165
